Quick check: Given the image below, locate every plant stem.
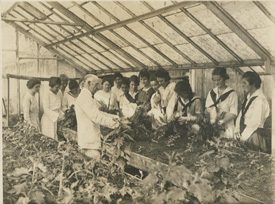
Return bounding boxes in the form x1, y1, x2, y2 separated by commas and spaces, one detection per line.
58, 154, 65, 197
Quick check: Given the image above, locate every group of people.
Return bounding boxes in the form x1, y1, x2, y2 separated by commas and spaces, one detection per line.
23, 67, 270, 160
23, 74, 80, 140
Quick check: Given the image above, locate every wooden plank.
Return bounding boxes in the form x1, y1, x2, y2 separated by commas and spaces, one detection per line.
204, 1, 272, 61
115, 1, 196, 65
7, 77, 10, 127
6, 22, 88, 74
48, 1, 146, 70
273, 76, 275, 156
92, 1, 178, 68
16, 30, 20, 115
264, 60, 275, 155
2, 17, 82, 26
253, 1, 275, 25
19, 57, 57, 60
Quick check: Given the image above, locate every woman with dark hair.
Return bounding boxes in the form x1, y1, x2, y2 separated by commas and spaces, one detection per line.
23, 78, 41, 130
111, 72, 124, 101
41, 77, 66, 140
167, 80, 203, 135
64, 79, 80, 108
129, 75, 139, 99
205, 68, 238, 138
235, 71, 270, 152
155, 68, 176, 113
118, 78, 137, 117
94, 77, 117, 110
136, 69, 155, 111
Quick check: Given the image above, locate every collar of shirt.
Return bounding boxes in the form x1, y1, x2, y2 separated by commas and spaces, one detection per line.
212, 86, 233, 96
82, 87, 92, 98
246, 88, 262, 100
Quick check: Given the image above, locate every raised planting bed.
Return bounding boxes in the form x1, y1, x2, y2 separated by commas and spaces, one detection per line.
62, 127, 275, 204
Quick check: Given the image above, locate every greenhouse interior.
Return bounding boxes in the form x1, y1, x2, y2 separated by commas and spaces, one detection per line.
1, 1, 275, 203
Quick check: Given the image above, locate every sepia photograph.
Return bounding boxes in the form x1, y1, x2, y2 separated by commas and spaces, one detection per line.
1, 1, 275, 203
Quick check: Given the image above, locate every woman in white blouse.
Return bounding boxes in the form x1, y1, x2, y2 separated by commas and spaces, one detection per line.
23, 78, 41, 131
41, 77, 66, 140
155, 68, 176, 114
205, 68, 238, 138
235, 71, 270, 152
94, 77, 117, 110
63, 79, 80, 108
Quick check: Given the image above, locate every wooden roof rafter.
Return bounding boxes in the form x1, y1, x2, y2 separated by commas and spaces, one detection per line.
1, 17, 82, 26
203, 1, 273, 62
70, 2, 161, 68
140, 2, 218, 65
86, 59, 264, 74
115, 1, 196, 65
12, 7, 104, 71
48, 1, 147, 70
37, 2, 125, 71
4, 21, 88, 74
44, 1, 197, 48
11, 8, 100, 71
253, 1, 275, 25
91, 1, 178, 68
170, 1, 243, 63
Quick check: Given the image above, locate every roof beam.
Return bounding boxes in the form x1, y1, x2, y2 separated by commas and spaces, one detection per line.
48, 1, 146, 70
203, 1, 272, 61
92, 1, 177, 67
253, 1, 275, 25
1, 17, 82, 26
116, 1, 196, 65
91, 59, 264, 74
5, 21, 88, 74
44, 1, 198, 47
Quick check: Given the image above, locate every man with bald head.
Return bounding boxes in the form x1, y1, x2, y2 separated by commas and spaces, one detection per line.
75, 74, 120, 160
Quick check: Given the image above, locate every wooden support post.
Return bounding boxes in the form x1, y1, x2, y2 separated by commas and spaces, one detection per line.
16, 29, 20, 115
7, 77, 10, 127
265, 60, 275, 155
37, 43, 40, 75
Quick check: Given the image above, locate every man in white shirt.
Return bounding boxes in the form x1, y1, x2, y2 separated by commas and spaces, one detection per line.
75, 74, 120, 160
235, 72, 270, 152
